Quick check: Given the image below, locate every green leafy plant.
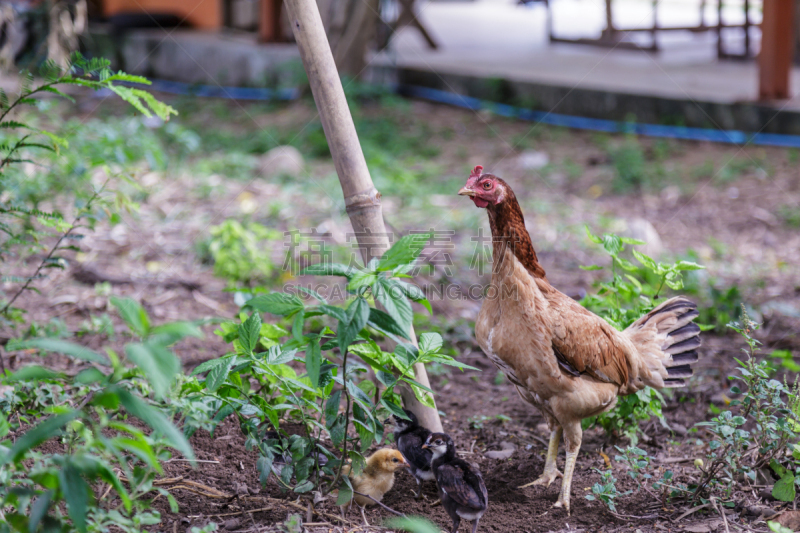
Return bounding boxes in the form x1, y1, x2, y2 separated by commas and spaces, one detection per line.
695, 307, 800, 502
0, 298, 204, 533
203, 219, 282, 287
585, 468, 628, 512
191, 233, 473, 503
1, 53, 176, 328
580, 226, 704, 440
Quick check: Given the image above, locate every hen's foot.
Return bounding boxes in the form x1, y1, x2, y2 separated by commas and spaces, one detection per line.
518, 469, 563, 489
553, 496, 570, 515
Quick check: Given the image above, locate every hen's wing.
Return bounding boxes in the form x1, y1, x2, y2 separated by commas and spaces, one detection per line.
437, 461, 487, 510
545, 286, 630, 386
398, 431, 432, 472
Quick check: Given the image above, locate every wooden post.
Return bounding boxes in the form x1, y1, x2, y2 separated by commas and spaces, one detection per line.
759, 0, 794, 100
259, 0, 284, 42
283, 0, 444, 433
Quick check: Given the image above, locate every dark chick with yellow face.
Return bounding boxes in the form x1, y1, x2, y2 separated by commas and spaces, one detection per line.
423, 433, 488, 533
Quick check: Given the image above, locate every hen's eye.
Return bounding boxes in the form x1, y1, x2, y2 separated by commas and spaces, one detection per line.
482, 181, 492, 190
392, 458, 398, 462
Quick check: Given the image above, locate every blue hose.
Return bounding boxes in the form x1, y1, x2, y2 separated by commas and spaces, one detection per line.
146, 78, 300, 101
139, 76, 800, 148
399, 84, 800, 148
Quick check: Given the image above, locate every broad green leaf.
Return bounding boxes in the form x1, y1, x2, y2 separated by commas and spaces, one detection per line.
338, 298, 370, 354
336, 482, 353, 506
381, 398, 409, 420
620, 236, 646, 245
419, 332, 443, 355
394, 343, 419, 368
256, 454, 274, 485
579, 265, 603, 271
60, 463, 89, 533
110, 296, 150, 337
584, 225, 603, 244
238, 313, 262, 355
347, 380, 374, 410
347, 270, 377, 291
319, 304, 347, 322
377, 232, 431, 271
301, 263, 356, 278
614, 256, 639, 272
325, 390, 342, 428
601, 234, 623, 257
384, 516, 441, 533
374, 277, 413, 333
206, 356, 235, 392
6, 365, 62, 382
305, 340, 322, 388
388, 279, 432, 313
4, 411, 78, 464
116, 389, 195, 463
191, 356, 231, 376
329, 414, 346, 446
632, 250, 657, 271
295, 286, 328, 303
29, 490, 53, 532
245, 293, 304, 316
675, 260, 705, 271
773, 473, 796, 502
149, 321, 203, 345
10, 338, 108, 366
368, 308, 411, 341
266, 346, 298, 365
125, 342, 180, 399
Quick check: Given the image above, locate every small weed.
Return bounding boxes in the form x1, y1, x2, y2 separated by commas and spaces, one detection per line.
609, 138, 648, 192
778, 204, 800, 228
468, 414, 511, 429
586, 469, 628, 512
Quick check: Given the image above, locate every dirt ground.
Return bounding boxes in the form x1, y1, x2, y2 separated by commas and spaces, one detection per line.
4, 92, 800, 533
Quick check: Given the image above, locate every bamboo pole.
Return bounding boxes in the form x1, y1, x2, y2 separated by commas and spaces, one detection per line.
283, 0, 443, 433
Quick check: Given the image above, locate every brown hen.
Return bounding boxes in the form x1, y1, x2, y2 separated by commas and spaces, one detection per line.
459, 166, 701, 514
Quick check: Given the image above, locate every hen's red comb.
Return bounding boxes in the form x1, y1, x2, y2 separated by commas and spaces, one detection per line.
470, 165, 484, 178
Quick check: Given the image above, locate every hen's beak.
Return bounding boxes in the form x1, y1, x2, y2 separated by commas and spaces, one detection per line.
458, 187, 475, 197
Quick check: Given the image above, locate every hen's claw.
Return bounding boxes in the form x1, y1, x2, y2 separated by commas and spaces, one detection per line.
518, 469, 563, 488
553, 498, 570, 515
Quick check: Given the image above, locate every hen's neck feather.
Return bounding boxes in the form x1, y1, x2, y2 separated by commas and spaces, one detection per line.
486, 182, 547, 280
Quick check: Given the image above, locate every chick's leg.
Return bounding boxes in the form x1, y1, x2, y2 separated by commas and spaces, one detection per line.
450, 516, 461, 533
553, 423, 582, 515
518, 426, 563, 488
359, 504, 369, 526
471, 518, 481, 533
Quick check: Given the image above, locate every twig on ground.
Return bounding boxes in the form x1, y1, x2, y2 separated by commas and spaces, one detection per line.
711, 497, 731, 533
674, 502, 712, 521
352, 491, 405, 517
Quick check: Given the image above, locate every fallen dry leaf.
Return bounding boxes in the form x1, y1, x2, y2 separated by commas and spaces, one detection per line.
775, 510, 800, 530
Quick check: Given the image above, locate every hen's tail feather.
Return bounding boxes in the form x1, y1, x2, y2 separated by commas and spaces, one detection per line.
625, 296, 702, 389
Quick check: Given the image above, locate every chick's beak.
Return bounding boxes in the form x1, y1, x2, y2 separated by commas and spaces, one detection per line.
421, 443, 430, 450
458, 187, 475, 197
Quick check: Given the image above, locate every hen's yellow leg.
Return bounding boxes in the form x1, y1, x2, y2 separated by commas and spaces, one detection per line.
518, 427, 563, 488
553, 449, 578, 514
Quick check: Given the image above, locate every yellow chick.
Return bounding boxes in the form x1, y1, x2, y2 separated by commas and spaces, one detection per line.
341, 448, 409, 524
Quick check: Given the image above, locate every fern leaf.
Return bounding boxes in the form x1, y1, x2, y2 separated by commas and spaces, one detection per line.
40, 86, 75, 102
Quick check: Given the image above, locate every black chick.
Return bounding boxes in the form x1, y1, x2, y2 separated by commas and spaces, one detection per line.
423, 432, 488, 533
388, 409, 434, 499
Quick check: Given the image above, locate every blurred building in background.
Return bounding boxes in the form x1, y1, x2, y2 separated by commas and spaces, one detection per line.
0, 0, 798, 132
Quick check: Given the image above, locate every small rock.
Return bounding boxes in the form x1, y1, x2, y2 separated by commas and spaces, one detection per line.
259, 146, 304, 178
670, 423, 688, 437
624, 218, 664, 258
484, 441, 517, 460
223, 518, 241, 530
518, 150, 550, 170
